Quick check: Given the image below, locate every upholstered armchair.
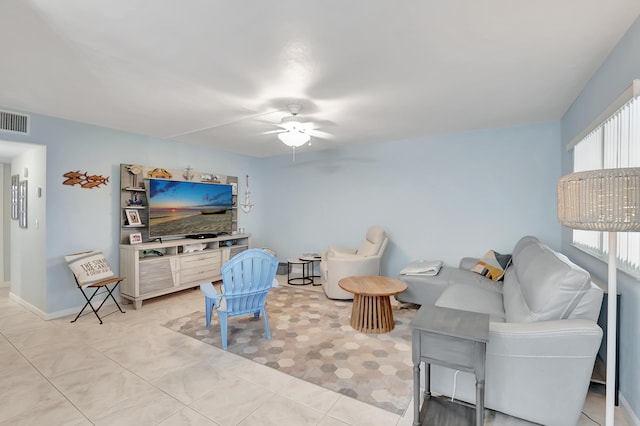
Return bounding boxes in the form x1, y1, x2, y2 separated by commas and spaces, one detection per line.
319, 226, 389, 299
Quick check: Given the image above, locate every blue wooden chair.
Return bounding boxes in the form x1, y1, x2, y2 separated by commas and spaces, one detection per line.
200, 249, 278, 350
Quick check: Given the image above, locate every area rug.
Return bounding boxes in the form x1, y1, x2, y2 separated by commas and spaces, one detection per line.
163, 286, 415, 415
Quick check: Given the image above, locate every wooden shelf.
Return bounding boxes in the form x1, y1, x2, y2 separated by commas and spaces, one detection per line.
119, 164, 240, 244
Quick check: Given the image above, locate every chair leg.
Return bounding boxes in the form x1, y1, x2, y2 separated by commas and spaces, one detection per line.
102, 281, 125, 314
205, 297, 214, 328
71, 280, 125, 325
71, 287, 102, 324
261, 306, 271, 340
219, 312, 228, 350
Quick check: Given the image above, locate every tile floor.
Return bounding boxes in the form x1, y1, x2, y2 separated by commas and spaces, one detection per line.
0, 278, 629, 426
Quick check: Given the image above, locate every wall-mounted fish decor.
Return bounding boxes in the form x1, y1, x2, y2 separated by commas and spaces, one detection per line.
63, 171, 109, 188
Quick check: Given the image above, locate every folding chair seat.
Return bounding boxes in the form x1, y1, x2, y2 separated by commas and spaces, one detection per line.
65, 251, 125, 324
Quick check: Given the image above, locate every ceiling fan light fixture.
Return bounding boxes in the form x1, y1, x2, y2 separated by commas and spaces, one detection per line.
277, 130, 310, 147
280, 115, 301, 131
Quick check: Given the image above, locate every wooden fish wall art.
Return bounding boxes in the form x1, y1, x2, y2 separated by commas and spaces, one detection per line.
63, 171, 110, 188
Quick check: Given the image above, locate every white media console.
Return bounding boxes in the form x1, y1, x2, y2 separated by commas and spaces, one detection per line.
119, 234, 250, 309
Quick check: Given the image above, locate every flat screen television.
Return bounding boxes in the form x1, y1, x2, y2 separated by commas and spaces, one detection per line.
147, 178, 234, 239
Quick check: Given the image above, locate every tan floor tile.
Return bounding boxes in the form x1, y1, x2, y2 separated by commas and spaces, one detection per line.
0, 370, 68, 423
328, 395, 401, 426
0, 397, 90, 426
50, 363, 165, 419
21, 341, 112, 378
317, 415, 352, 426
274, 376, 341, 413
237, 393, 325, 426
151, 358, 235, 404
190, 376, 275, 426
159, 407, 222, 426
91, 387, 184, 426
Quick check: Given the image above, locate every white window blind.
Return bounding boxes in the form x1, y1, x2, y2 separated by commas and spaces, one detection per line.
570, 80, 640, 275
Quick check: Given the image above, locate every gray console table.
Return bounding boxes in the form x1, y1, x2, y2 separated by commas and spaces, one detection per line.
410, 305, 489, 426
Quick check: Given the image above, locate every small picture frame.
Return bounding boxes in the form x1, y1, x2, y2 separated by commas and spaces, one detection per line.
129, 232, 143, 244
125, 209, 142, 226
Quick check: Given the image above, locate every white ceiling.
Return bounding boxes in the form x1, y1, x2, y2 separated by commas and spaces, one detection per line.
0, 1, 639, 158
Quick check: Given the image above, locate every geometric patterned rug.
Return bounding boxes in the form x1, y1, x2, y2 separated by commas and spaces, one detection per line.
163, 286, 415, 414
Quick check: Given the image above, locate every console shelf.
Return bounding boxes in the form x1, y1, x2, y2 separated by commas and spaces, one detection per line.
118, 163, 239, 244
120, 234, 250, 309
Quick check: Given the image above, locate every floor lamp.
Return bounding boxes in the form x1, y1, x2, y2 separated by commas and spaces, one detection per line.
557, 167, 640, 426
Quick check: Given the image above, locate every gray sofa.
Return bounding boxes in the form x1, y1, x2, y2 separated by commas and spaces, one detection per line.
402, 236, 603, 426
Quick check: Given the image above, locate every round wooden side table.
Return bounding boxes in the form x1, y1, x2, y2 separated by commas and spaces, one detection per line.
338, 276, 407, 334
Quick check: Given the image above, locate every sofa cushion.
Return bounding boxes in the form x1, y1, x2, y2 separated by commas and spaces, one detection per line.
503, 236, 591, 323
470, 250, 512, 281
436, 284, 506, 322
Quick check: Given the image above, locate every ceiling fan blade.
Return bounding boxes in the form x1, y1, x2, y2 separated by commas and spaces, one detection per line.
262, 129, 285, 135
166, 108, 284, 139
308, 129, 333, 139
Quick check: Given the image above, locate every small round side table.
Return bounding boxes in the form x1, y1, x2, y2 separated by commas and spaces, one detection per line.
287, 258, 313, 285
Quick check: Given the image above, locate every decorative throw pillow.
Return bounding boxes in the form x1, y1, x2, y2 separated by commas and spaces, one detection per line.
65, 250, 114, 286
471, 250, 512, 281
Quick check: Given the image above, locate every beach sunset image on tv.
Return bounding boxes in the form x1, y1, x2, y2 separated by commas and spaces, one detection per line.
148, 179, 233, 238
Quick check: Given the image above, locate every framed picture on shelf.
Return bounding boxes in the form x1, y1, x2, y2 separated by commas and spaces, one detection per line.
129, 232, 143, 244
125, 209, 142, 226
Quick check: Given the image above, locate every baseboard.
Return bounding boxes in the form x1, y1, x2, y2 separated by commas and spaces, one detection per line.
621, 392, 640, 426
9, 292, 48, 319
9, 292, 117, 321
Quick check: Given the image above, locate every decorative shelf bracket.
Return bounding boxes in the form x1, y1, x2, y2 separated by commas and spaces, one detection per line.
240, 174, 254, 213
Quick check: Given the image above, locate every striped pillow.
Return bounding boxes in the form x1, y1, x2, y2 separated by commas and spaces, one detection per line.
471, 250, 512, 281
65, 251, 114, 286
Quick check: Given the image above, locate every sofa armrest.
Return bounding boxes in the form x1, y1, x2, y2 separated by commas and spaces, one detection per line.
488, 319, 602, 355
459, 257, 479, 270
431, 319, 602, 426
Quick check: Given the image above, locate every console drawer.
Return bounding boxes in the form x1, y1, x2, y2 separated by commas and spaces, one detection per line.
139, 257, 177, 294
180, 251, 221, 268
180, 251, 221, 284
180, 266, 221, 283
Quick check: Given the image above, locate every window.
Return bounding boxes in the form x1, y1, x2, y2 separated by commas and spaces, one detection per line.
568, 80, 640, 275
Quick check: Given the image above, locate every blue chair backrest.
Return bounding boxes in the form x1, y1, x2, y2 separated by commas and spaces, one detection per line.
220, 249, 278, 314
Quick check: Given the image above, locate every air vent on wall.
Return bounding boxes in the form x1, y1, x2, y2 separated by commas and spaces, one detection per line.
0, 110, 30, 135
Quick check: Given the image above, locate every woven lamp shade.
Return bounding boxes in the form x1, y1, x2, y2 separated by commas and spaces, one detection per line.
557, 167, 640, 231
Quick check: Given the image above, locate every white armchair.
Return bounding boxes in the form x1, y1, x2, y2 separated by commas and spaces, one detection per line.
319, 226, 389, 299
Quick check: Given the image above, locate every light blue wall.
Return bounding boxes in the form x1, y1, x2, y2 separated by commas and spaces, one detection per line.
259, 122, 561, 277
561, 15, 640, 420
1, 111, 263, 315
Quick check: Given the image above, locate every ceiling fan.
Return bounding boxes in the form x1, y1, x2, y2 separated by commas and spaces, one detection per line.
167, 100, 335, 158
276, 104, 311, 147
266, 103, 317, 148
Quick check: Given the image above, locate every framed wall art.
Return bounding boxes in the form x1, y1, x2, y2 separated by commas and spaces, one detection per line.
11, 174, 19, 220
18, 180, 27, 229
